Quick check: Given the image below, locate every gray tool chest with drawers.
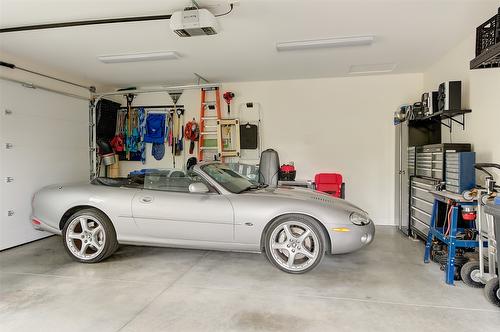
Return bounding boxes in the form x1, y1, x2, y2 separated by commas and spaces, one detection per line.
410, 143, 473, 239
445, 152, 476, 194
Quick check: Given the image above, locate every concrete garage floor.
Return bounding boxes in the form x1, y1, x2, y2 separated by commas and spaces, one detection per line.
0, 226, 499, 332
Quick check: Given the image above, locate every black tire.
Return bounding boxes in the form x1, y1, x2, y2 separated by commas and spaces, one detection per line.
434, 252, 468, 281
264, 214, 325, 274
460, 261, 487, 288
103, 238, 120, 260
104, 228, 120, 259
62, 208, 118, 263
484, 277, 500, 307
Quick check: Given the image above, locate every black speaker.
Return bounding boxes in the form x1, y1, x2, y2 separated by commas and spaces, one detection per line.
438, 81, 461, 112
422, 91, 439, 115
413, 102, 424, 119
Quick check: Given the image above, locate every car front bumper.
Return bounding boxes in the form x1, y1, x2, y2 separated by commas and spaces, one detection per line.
329, 221, 375, 254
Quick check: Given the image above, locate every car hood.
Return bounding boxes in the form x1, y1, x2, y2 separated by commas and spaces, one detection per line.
248, 186, 367, 214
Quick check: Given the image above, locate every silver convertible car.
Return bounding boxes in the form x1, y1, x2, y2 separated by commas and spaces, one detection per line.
31, 162, 375, 273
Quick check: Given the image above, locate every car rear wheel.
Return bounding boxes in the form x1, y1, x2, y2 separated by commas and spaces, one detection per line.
264, 215, 325, 274
62, 208, 117, 263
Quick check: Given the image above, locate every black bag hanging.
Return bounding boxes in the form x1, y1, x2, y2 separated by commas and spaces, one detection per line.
96, 99, 121, 141
240, 123, 258, 149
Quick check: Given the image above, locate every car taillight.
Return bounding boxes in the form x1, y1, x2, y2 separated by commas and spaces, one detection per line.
32, 219, 41, 225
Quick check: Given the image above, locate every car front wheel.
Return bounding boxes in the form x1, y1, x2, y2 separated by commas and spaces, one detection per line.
264, 214, 325, 274
62, 208, 117, 263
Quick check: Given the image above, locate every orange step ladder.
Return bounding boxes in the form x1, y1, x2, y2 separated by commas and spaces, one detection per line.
198, 87, 222, 161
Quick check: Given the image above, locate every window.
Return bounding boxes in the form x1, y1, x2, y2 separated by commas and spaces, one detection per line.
201, 163, 254, 194
142, 169, 213, 193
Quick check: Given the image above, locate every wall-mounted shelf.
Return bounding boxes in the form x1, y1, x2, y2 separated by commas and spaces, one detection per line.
410, 109, 472, 132
470, 42, 500, 69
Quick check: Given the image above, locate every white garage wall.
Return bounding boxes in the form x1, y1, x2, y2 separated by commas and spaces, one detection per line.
423, 33, 500, 177
0, 79, 89, 250
118, 73, 423, 225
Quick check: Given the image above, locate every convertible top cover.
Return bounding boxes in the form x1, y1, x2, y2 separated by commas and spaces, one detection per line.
91, 177, 143, 188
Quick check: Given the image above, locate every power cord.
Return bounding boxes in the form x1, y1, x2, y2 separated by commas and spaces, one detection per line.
216, 3, 234, 17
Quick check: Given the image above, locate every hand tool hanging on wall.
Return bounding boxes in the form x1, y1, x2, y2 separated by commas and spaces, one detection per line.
168, 91, 183, 168
179, 125, 184, 153
168, 110, 174, 147
223, 91, 235, 115
176, 108, 185, 156
125, 94, 135, 160
173, 111, 180, 158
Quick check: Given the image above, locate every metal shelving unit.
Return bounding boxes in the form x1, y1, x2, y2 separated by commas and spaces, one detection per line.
470, 41, 500, 69
411, 109, 472, 132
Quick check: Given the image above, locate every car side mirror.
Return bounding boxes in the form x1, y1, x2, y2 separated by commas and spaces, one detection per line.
189, 182, 210, 194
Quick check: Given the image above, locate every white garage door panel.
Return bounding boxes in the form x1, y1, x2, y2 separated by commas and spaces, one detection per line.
0, 79, 89, 250
1, 82, 86, 120
1, 112, 88, 148
2, 147, 89, 191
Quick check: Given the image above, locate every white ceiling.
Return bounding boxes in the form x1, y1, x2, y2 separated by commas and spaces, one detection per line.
0, 0, 498, 87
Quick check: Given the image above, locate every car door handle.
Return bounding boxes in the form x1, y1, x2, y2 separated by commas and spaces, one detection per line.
140, 196, 153, 203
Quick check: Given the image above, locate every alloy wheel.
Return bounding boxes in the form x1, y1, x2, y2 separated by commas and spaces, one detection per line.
66, 215, 106, 260
269, 221, 320, 272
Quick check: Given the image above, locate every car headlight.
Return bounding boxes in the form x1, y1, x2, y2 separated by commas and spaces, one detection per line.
350, 212, 371, 226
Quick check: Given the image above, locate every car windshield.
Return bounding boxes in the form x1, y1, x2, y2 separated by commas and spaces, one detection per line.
201, 163, 257, 194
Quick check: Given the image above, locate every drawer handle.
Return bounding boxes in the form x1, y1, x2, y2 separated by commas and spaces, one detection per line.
412, 196, 434, 206
412, 186, 430, 192
411, 216, 431, 227
412, 183, 433, 190
411, 206, 432, 217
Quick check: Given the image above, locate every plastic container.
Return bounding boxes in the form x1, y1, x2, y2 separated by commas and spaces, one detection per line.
101, 153, 116, 166
475, 9, 500, 56
279, 163, 296, 181
108, 155, 120, 178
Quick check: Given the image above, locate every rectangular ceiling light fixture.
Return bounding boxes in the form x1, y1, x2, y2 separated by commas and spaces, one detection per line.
276, 36, 374, 51
348, 63, 397, 75
97, 51, 180, 64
